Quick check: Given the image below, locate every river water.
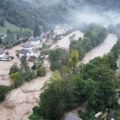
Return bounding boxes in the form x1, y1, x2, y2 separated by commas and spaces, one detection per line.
0, 33, 118, 120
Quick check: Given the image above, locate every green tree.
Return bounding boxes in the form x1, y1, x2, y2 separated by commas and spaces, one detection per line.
20, 56, 30, 71
10, 72, 23, 88
37, 67, 46, 77
9, 64, 19, 75
23, 29, 32, 39
49, 48, 69, 70
69, 49, 79, 68
30, 72, 76, 120
0, 86, 10, 102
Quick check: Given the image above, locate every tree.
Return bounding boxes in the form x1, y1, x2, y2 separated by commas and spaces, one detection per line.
23, 29, 32, 39
10, 72, 23, 88
33, 24, 40, 37
20, 56, 30, 71
0, 85, 10, 102
49, 48, 69, 70
9, 64, 19, 75
37, 67, 46, 77
30, 72, 76, 120
69, 49, 79, 68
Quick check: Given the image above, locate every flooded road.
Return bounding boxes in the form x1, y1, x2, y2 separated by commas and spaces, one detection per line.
0, 33, 118, 120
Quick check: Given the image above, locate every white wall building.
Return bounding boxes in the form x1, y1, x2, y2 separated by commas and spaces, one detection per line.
19, 49, 33, 59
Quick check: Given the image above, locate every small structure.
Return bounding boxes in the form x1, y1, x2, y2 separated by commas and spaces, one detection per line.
31, 37, 41, 46
21, 43, 33, 50
19, 49, 33, 59
65, 112, 82, 120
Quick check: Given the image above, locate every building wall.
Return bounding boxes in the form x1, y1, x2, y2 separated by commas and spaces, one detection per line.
19, 51, 33, 59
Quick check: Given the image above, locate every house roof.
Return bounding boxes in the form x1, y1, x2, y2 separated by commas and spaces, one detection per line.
0, 48, 5, 55
19, 49, 29, 55
65, 112, 82, 120
22, 43, 33, 48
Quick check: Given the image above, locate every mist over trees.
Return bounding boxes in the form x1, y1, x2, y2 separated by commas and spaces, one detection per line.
1, 0, 120, 30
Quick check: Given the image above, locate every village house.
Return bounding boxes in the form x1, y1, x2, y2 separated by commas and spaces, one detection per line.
19, 49, 33, 60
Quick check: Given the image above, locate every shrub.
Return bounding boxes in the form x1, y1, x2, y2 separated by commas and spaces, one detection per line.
10, 72, 23, 88
20, 70, 36, 82
0, 85, 11, 102
37, 67, 46, 77
9, 64, 19, 75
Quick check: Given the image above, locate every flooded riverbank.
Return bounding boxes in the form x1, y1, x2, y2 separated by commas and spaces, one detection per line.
81, 34, 118, 64
0, 33, 118, 120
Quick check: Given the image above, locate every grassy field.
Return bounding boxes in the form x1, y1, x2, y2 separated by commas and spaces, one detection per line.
0, 21, 23, 33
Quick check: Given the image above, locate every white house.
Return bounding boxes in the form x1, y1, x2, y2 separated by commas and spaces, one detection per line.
19, 49, 33, 59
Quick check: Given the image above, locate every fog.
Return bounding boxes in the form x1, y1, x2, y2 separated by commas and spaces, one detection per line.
69, 8, 120, 28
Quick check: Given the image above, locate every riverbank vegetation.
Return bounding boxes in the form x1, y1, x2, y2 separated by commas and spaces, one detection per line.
49, 48, 69, 70
49, 25, 107, 71
10, 57, 36, 88
70, 24, 107, 59
30, 38, 120, 120
0, 85, 11, 102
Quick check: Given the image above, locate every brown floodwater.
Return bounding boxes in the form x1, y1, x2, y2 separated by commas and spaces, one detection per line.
0, 33, 118, 120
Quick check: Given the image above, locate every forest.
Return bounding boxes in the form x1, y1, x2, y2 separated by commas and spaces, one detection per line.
0, 0, 120, 30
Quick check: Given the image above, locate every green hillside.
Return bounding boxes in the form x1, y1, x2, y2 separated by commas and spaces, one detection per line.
0, 21, 21, 33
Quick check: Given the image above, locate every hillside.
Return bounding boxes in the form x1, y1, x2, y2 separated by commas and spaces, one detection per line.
0, 0, 120, 31
0, 21, 22, 33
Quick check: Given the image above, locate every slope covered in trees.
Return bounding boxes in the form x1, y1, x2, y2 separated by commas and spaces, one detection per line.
0, 0, 120, 30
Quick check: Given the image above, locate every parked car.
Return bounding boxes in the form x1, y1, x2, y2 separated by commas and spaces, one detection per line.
0, 56, 14, 61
